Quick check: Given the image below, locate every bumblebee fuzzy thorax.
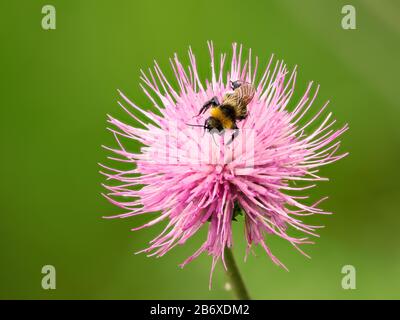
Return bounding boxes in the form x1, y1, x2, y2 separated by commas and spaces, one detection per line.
210, 106, 234, 129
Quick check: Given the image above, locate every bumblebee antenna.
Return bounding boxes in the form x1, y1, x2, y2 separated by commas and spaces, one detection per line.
186, 123, 205, 127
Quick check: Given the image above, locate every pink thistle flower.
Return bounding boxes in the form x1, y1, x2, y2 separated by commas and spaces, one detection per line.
101, 42, 348, 287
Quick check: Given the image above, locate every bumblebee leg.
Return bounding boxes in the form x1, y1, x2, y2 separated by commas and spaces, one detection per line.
207, 128, 219, 146
202, 119, 208, 136
211, 96, 220, 106
226, 125, 239, 145
198, 96, 220, 116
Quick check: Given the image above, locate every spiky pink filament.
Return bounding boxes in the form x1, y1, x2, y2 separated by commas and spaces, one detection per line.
101, 42, 348, 287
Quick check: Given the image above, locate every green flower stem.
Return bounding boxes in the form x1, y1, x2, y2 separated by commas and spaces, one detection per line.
224, 247, 251, 300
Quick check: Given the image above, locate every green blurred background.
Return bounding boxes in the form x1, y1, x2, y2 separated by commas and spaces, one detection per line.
1, 0, 399, 299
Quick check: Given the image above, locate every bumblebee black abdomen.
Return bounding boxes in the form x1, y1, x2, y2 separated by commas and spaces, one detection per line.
235, 103, 248, 120
222, 92, 249, 121
219, 104, 236, 121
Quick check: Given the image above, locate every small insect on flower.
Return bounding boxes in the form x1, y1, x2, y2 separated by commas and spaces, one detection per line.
188, 80, 255, 144
101, 42, 348, 288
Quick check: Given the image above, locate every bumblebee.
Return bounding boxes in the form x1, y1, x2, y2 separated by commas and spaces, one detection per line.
194, 80, 255, 143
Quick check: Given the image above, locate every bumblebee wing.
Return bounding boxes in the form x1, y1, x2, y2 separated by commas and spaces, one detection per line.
232, 84, 255, 120
236, 84, 255, 105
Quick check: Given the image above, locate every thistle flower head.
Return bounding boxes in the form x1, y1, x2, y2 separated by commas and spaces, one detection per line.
101, 42, 348, 287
